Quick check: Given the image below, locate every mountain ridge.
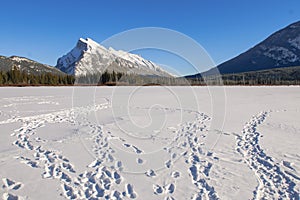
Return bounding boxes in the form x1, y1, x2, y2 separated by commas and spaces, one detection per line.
189, 20, 300, 77
56, 38, 174, 77
0, 55, 65, 75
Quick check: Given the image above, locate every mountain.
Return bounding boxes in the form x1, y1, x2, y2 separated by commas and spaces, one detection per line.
56, 38, 173, 77
0, 55, 64, 75
191, 21, 300, 77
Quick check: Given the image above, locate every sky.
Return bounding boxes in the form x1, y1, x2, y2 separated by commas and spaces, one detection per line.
1, 0, 300, 75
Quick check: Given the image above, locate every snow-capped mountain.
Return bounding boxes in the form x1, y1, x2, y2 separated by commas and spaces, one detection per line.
56, 38, 173, 77
201, 20, 300, 75
0, 55, 64, 75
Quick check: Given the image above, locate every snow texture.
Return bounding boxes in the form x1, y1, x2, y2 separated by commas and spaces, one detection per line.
0, 86, 299, 199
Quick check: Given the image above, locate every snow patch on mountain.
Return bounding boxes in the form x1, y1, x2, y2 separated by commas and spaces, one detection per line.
10, 56, 34, 63
263, 46, 298, 65
288, 36, 300, 50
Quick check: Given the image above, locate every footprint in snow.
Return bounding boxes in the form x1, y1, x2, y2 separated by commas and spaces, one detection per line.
137, 158, 144, 164
2, 178, 23, 191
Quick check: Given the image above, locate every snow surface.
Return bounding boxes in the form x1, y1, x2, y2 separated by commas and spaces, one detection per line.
56, 38, 173, 77
0, 86, 299, 199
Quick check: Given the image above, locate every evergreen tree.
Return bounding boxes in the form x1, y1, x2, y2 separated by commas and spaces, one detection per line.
0, 73, 3, 84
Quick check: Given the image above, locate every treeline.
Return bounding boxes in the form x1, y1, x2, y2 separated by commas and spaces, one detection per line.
76, 68, 300, 86
221, 73, 300, 85
1, 67, 300, 86
0, 67, 75, 86
189, 66, 300, 85
76, 70, 190, 85
189, 75, 300, 85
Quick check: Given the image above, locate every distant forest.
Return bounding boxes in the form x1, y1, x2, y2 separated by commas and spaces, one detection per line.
201, 66, 300, 85
1, 66, 300, 86
76, 71, 190, 86
77, 67, 300, 86
0, 67, 75, 86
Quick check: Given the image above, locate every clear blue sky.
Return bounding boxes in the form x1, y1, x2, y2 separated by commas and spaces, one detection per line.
1, 0, 300, 75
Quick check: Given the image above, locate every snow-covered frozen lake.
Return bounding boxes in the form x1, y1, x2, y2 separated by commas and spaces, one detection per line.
0, 86, 299, 199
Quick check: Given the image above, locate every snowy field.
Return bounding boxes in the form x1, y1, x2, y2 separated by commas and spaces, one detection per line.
0, 86, 299, 200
